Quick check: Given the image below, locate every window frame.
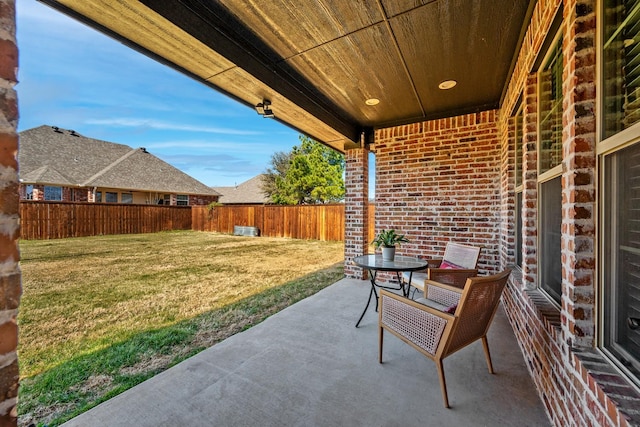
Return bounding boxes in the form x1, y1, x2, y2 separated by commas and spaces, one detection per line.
121, 193, 133, 204
597, 0, 640, 389
44, 185, 62, 201
105, 192, 118, 203
176, 194, 189, 206
536, 28, 565, 306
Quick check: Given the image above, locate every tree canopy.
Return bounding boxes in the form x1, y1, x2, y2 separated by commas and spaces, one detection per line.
262, 135, 345, 205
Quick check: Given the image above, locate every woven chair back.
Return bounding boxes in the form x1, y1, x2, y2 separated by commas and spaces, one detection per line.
442, 243, 481, 269
444, 269, 511, 356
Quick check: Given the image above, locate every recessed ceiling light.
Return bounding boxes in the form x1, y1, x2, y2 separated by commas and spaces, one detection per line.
438, 80, 457, 90
365, 98, 380, 106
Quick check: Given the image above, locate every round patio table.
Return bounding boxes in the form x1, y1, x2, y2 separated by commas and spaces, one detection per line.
352, 254, 428, 328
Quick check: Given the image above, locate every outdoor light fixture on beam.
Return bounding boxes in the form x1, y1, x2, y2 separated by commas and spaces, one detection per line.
255, 100, 274, 118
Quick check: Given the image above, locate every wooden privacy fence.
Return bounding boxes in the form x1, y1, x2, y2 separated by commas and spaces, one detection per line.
20, 201, 192, 239
194, 204, 376, 242
20, 201, 376, 241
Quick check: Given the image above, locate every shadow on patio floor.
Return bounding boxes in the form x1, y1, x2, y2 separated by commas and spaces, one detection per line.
62, 278, 549, 427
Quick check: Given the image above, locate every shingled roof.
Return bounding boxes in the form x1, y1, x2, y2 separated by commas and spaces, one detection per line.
212, 175, 270, 204
19, 125, 220, 196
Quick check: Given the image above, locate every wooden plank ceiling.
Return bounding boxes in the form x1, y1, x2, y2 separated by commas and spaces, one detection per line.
40, 0, 535, 152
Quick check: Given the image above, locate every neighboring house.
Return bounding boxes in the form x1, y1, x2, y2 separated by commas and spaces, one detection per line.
211, 175, 270, 205
18, 125, 220, 206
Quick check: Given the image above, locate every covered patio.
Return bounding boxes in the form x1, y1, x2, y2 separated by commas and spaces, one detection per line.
2, 0, 640, 426
61, 278, 548, 427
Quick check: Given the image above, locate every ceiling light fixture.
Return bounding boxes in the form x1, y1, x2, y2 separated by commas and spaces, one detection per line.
255, 100, 275, 118
365, 98, 380, 106
438, 80, 457, 90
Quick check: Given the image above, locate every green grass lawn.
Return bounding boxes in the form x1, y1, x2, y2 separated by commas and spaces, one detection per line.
18, 231, 344, 426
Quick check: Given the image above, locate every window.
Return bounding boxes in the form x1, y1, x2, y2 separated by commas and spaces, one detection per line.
539, 34, 563, 175
540, 176, 562, 302
121, 193, 133, 204
44, 186, 62, 201
95, 191, 102, 203
600, 0, 640, 387
106, 192, 118, 203
176, 195, 189, 206
603, 0, 640, 138
163, 194, 170, 205
538, 33, 564, 305
25, 185, 34, 200
603, 143, 640, 385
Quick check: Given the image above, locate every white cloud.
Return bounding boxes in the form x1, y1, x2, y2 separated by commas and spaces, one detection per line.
85, 118, 263, 136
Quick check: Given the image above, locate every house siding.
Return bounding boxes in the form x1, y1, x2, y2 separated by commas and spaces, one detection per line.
344, 0, 640, 425
0, 1, 20, 425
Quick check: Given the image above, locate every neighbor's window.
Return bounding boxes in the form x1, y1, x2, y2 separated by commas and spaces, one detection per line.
600, 0, 640, 387
25, 185, 34, 200
95, 191, 102, 203
106, 192, 118, 203
539, 33, 563, 174
121, 193, 133, 204
538, 32, 564, 305
44, 186, 62, 201
176, 195, 189, 206
602, 0, 640, 138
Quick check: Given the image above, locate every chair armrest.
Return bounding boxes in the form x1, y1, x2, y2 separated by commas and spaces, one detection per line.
427, 268, 478, 289
423, 258, 442, 268
422, 281, 463, 307
379, 289, 454, 355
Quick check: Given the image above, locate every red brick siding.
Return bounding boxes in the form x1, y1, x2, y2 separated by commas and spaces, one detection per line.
344, 147, 369, 279
374, 111, 501, 276
0, 1, 20, 425
496, 0, 640, 426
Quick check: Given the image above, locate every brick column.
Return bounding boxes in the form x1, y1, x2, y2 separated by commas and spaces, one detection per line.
0, 1, 20, 426
561, 0, 597, 348
522, 73, 538, 291
344, 147, 369, 279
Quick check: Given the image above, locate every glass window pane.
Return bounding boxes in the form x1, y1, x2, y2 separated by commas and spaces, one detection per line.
95, 191, 102, 203
106, 192, 118, 203
603, 1, 640, 138
539, 38, 563, 174
604, 142, 640, 382
176, 195, 188, 206
540, 176, 562, 303
44, 186, 62, 201
121, 193, 133, 204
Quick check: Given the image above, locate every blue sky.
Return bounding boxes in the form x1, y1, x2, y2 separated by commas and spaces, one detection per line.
16, 0, 304, 187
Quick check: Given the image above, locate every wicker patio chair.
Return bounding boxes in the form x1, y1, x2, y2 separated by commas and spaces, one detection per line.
402, 242, 481, 294
378, 268, 512, 408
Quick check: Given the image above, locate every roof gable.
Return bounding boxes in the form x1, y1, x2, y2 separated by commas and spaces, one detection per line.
19, 125, 219, 196
212, 175, 269, 204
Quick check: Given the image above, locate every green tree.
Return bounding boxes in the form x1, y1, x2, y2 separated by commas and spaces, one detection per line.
262, 135, 345, 204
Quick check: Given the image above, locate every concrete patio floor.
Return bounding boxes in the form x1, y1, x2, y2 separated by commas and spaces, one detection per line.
62, 278, 550, 427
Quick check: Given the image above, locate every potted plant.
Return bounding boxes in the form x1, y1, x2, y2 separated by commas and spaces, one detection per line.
372, 229, 410, 261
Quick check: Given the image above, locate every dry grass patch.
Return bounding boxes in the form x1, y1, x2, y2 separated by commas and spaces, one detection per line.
18, 231, 344, 426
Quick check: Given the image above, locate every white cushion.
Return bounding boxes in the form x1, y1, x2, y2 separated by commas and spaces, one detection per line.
401, 271, 427, 291
415, 297, 448, 312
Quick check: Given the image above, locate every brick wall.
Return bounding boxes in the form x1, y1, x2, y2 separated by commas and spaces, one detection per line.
373, 112, 501, 276
344, 147, 369, 279
496, 0, 640, 426
0, 1, 20, 426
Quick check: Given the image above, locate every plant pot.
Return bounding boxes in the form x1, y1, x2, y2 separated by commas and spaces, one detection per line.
381, 246, 396, 261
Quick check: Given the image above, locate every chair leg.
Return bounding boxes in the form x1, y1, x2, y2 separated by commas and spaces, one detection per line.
378, 326, 384, 363
436, 359, 450, 408
481, 336, 494, 374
